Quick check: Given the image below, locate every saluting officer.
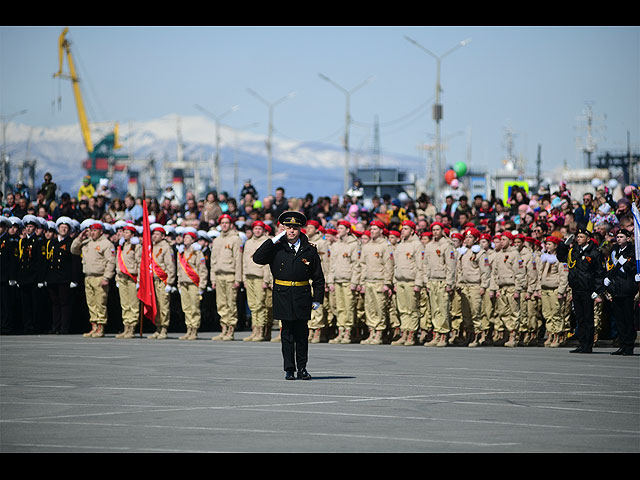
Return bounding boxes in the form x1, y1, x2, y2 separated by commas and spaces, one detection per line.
253, 210, 324, 380
556, 227, 606, 354
71, 220, 116, 338
114, 222, 141, 339
604, 228, 637, 356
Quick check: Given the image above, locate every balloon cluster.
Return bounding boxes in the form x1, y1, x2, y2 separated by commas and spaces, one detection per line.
445, 161, 468, 185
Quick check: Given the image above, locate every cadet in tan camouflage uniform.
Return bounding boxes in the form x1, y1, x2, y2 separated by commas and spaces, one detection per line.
359, 220, 394, 345
479, 233, 496, 344
176, 227, 209, 340
523, 236, 543, 345
114, 222, 141, 339
210, 214, 243, 341
491, 231, 526, 347
448, 232, 465, 344
455, 227, 491, 347
242, 220, 272, 342
305, 220, 330, 343
390, 220, 423, 346
539, 236, 569, 347
328, 220, 361, 344
148, 223, 177, 339
70, 220, 116, 338
418, 231, 432, 343
423, 222, 456, 347
386, 229, 402, 340
324, 227, 339, 336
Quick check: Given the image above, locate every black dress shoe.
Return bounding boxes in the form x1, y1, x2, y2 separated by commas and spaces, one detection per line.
297, 369, 312, 380
285, 370, 296, 380
611, 348, 625, 355
569, 346, 584, 353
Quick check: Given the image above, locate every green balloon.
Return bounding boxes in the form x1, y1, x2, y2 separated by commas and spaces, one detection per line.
453, 161, 467, 177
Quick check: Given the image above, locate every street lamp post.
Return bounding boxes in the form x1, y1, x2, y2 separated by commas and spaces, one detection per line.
405, 36, 471, 203
246, 89, 296, 196
194, 104, 239, 192
318, 74, 374, 195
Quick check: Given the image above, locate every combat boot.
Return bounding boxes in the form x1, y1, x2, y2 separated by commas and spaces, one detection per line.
222, 326, 235, 341
251, 326, 265, 342
310, 328, 322, 344
339, 328, 353, 344
115, 324, 129, 339
369, 330, 383, 345
360, 327, 375, 344
212, 325, 228, 341
436, 333, 448, 347
504, 330, 518, 347
148, 327, 161, 339
270, 328, 281, 342
544, 333, 553, 347
390, 327, 402, 342
424, 331, 440, 347
90, 323, 105, 338
83, 322, 97, 338
478, 330, 487, 346
448, 329, 459, 345
549, 333, 560, 348
243, 326, 257, 342
179, 327, 192, 340
329, 327, 345, 344
391, 330, 407, 346
156, 327, 168, 340
468, 331, 481, 347
188, 327, 199, 340
403, 330, 417, 346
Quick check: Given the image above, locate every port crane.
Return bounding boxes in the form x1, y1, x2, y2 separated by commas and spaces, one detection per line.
53, 27, 128, 184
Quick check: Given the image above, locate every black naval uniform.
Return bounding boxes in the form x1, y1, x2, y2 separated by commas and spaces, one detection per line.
46, 234, 80, 334
17, 232, 46, 334
253, 214, 324, 379
557, 232, 606, 353
0, 229, 17, 334
605, 237, 638, 355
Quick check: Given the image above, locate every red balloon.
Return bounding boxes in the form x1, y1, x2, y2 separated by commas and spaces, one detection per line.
445, 169, 457, 185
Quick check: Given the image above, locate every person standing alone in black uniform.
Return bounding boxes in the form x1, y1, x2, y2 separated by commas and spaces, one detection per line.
603, 228, 638, 356
557, 227, 606, 353
253, 211, 325, 380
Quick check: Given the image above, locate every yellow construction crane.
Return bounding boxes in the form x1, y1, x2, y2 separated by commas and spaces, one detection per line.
53, 27, 125, 182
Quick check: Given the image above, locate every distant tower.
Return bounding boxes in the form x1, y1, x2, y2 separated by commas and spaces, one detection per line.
372, 115, 381, 168
501, 123, 519, 172
575, 102, 606, 168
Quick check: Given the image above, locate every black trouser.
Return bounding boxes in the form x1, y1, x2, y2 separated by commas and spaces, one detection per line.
48, 283, 72, 334
572, 290, 594, 349
280, 319, 309, 372
0, 282, 12, 334
611, 296, 636, 351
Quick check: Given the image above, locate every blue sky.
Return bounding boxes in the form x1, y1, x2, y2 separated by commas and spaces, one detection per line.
1, 25, 638, 179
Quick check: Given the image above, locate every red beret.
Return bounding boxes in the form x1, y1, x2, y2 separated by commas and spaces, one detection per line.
264, 224, 272, 233
421, 231, 433, 238
502, 231, 515, 240
431, 222, 445, 230
325, 228, 337, 235
337, 220, 352, 229
252, 220, 266, 230
370, 220, 385, 230
122, 224, 137, 233
444, 228, 450, 236
480, 233, 492, 241
318, 226, 326, 234
306, 220, 321, 228
545, 236, 561, 244
402, 220, 416, 230
218, 214, 233, 223
362, 230, 371, 237
451, 232, 464, 240
524, 236, 535, 244
464, 227, 481, 238
515, 233, 525, 240
388, 230, 400, 237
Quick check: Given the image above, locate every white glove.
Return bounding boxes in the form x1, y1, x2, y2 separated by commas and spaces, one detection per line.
37, 283, 45, 288
8, 280, 17, 287
198, 290, 204, 296
635, 274, 640, 282
312, 302, 321, 310
591, 292, 598, 300
136, 283, 140, 290
457, 246, 468, 256
618, 257, 627, 265
130, 237, 140, 245
192, 243, 201, 251
165, 285, 172, 293
471, 245, 481, 254
207, 286, 213, 292
70, 282, 78, 288
171, 286, 177, 293
176, 244, 185, 253
604, 278, 611, 287
115, 282, 120, 289
272, 230, 286, 243
119, 237, 125, 246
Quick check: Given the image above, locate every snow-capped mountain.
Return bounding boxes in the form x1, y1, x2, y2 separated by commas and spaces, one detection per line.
3, 114, 425, 201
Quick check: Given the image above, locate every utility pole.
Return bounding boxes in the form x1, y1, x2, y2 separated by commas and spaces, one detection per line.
575, 102, 606, 168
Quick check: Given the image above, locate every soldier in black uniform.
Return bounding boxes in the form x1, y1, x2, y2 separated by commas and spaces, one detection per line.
557, 227, 606, 353
46, 217, 81, 334
253, 211, 325, 380
604, 228, 638, 355
3, 217, 23, 334
17, 215, 47, 334
0, 217, 14, 334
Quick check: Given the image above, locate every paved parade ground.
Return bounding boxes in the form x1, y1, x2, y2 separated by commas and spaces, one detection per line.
1, 331, 638, 453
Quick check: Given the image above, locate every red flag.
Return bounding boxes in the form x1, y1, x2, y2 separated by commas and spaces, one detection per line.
137, 193, 157, 324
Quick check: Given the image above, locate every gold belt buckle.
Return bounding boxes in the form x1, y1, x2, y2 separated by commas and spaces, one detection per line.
290, 281, 296, 286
